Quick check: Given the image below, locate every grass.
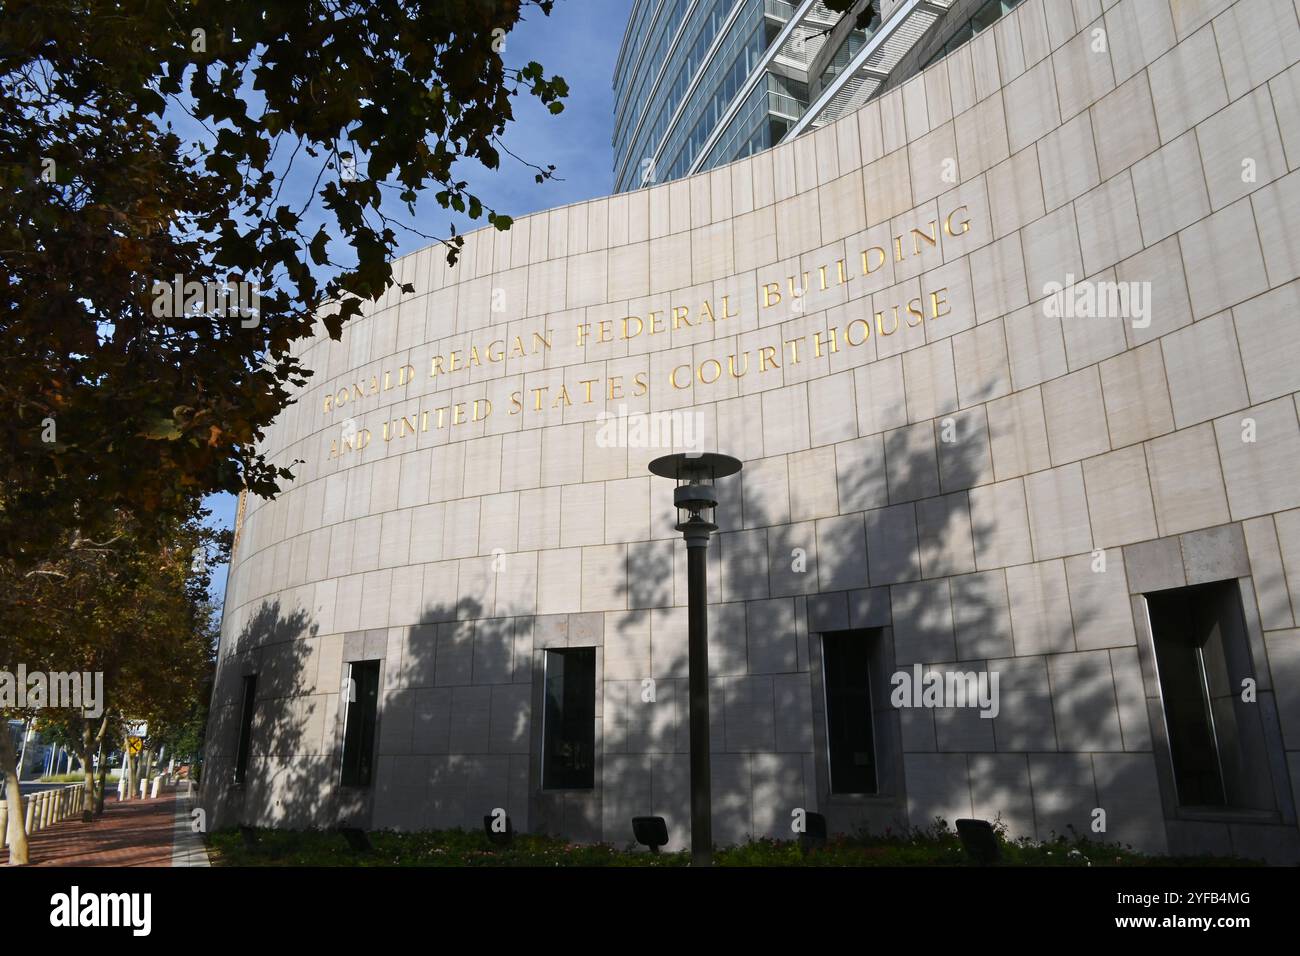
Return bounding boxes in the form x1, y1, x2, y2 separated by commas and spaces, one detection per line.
37, 772, 121, 784
206, 819, 1260, 867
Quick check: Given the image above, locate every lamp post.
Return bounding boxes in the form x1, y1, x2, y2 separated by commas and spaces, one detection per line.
647, 451, 743, 867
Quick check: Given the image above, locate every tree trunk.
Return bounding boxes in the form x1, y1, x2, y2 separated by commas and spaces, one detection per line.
15, 719, 31, 778
79, 723, 96, 823
89, 716, 108, 817
122, 742, 134, 802
94, 741, 108, 816
0, 726, 30, 865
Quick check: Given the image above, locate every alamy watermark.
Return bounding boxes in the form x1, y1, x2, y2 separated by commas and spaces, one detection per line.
890, 664, 1000, 719
0, 665, 104, 718
151, 274, 260, 327
1042, 273, 1150, 329
595, 403, 703, 449
50, 886, 151, 936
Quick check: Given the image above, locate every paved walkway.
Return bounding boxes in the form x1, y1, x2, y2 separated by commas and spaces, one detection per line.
1, 789, 198, 867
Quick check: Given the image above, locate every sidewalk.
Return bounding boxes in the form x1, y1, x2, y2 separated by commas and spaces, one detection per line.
0, 789, 199, 867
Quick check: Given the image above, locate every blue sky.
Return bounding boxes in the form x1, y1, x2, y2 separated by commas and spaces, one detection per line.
205, 0, 636, 606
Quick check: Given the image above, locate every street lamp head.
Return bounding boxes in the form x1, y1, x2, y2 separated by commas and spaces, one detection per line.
647, 451, 743, 538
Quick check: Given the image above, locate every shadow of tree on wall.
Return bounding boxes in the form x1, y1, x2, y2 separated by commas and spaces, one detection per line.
201, 599, 323, 830
602, 368, 1118, 851
203, 593, 523, 836
205, 370, 1142, 853
367, 596, 537, 837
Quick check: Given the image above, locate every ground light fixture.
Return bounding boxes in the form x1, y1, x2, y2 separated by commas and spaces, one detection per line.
800, 811, 828, 852
632, 815, 669, 854
647, 451, 744, 866
956, 818, 1001, 865
483, 814, 513, 846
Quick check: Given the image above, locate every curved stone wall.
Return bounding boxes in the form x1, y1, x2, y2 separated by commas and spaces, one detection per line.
204, 0, 1300, 860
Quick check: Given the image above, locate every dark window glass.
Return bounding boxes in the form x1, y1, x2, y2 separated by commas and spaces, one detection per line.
340, 660, 380, 788
234, 675, 257, 785
822, 632, 877, 794
947, 20, 974, 52
1148, 581, 1276, 812
971, 0, 1003, 32
542, 648, 596, 790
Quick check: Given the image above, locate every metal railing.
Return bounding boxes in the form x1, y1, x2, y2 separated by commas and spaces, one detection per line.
780, 0, 954, 141
0, 782, 89, 846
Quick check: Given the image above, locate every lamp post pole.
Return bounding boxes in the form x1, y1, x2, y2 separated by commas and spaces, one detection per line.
683, 521, 712, 866
647, 451, 742, 868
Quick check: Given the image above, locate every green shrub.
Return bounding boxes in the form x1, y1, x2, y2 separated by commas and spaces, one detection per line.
205, 818, 1257, 868
38, 772, 121, 784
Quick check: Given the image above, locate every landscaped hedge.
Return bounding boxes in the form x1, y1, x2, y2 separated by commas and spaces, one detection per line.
207, 819, 1258, 867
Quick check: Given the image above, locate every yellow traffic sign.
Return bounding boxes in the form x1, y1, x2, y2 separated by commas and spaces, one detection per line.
127, 736, 143, 755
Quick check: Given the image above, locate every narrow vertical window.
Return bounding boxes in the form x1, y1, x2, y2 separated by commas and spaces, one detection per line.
542, 648, 596, 790
1148, 581, 1276, 812
233, 675, 257, 785
340, 660, 380, 788
822, 632, 877, 794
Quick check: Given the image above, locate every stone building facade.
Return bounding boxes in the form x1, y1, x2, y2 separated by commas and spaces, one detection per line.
203, 0, 1300, 862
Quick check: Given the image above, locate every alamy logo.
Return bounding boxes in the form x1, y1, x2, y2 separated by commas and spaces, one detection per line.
595, 404, 702, 449
1042, 273, 1151, 329
50, 886, 151, 936
0, 665, 103, 718
151, 274, 260, 326
890, 664, 1000, 719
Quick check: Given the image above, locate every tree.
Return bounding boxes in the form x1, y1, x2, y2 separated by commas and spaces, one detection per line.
0, 0, 567, 569
823, 0, 878, 30
0, 720, 30, 863
150, 666, 215, 780
0, 507, 220, 849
